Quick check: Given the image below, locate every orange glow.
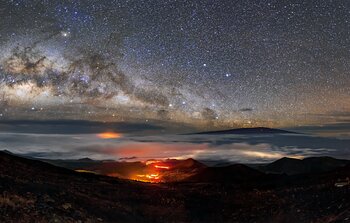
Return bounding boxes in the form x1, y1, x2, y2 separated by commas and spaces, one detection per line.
154, 165, 170, 170
101, 142, 208, 158
75, 169, 96, 174
97, 132, 122, 139
145, 160, 160, 165
145, 160, 171, 169
133, 173, 161, 183
130, 161, 172, 182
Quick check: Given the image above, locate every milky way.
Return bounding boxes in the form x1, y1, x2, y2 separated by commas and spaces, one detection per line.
0, 0, 349, 129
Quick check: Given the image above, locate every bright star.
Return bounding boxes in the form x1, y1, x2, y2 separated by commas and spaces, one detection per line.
61, 31, 70, 37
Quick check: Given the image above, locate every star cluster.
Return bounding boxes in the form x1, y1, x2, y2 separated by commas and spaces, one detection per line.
0, 0, 349, 129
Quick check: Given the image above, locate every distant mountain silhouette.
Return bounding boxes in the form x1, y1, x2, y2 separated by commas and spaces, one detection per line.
261, 156, 350, 175
43, 158, 104, 170
161, 158, 206, 170
78, 157, 94, 162
193, 127, 298, 135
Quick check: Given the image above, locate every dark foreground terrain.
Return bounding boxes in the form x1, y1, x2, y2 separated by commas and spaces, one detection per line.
1, 151, 350, 223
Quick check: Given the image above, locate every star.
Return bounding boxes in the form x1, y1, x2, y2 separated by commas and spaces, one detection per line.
0, 0, 347, 129
61, 31, 70, 37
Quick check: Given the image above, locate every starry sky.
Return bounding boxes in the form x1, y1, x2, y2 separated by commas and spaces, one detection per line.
0, 0, 349, 130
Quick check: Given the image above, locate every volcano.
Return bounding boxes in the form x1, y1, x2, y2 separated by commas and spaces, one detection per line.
193, 127, 298, 135
75, 158, 206, 182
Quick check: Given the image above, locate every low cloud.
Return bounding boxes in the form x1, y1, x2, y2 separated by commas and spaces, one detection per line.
0, 119, 164, 134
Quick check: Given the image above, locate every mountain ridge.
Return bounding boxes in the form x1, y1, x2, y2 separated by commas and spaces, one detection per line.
192, 127, 299, 135
261, 156, 350, 175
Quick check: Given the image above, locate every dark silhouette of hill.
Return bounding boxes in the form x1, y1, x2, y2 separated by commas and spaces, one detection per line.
261, 156, 350, 175
1, 151, 350, 222
332, 163, 350, 177
186, 164, 267, 183
42, 157, 104, 169
0, 150, 80, 178
163, 158, 206, 170
193, 127, 298, 135
85, 161, 147, 177
0, 150, 188, 222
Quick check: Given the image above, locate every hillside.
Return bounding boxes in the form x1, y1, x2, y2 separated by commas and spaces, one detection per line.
261, 156, 350, 175
186, 164, 267, 183
1, 151, 350, 222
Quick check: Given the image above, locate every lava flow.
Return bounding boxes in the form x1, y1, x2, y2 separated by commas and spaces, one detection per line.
147, 161, 171, 170
133, 173, 161, 183
81, 158, 204, 183
154, 165, 170, 170
132, 161, 171, 183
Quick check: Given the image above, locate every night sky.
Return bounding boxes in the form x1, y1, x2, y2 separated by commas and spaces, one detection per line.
0, 0, 349, 130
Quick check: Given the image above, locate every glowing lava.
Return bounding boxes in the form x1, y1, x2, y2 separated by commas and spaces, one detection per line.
145, 160, 171, 170
131, 161, 172, 182
134, 173, 160, 183
97, 132, 122, 139
154, 165, 170, 170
